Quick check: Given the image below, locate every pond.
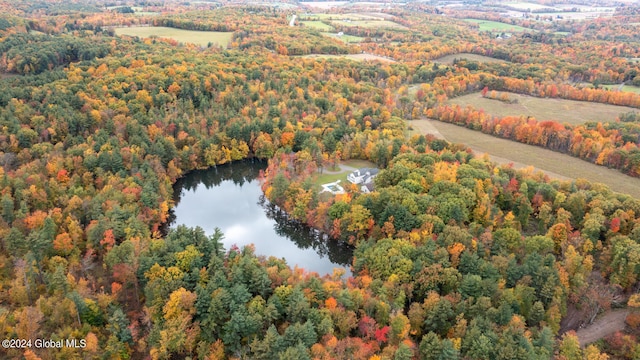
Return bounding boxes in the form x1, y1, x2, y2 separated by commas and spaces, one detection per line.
169, 160, 353, 276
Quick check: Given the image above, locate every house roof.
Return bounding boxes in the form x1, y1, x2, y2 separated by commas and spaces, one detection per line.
356, 167, 379, 174
362, 183, 374, 191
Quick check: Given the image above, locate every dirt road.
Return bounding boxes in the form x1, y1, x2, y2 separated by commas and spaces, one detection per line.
575, 309, 629, 347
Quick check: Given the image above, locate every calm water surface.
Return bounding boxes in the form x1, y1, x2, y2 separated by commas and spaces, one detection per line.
170, 161, 353, 275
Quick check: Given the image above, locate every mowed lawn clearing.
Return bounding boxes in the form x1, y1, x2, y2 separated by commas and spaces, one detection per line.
433, 53, 508, 64
301, 21, 334, 31
464, 19, 530, 32
448, 92, 638, 125
602, 84, 640, 94
331, 20, 408, 30
321, 32, 365, 43
313, 159, 377, 189
114, 26, 233, 47
409, 119, 640, 198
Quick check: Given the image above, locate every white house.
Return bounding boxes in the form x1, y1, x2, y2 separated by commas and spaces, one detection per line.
347, 168, 379, 185
360, 183, 375, 193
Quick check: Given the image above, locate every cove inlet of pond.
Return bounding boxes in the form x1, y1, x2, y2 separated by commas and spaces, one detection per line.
167, 160, 353, 276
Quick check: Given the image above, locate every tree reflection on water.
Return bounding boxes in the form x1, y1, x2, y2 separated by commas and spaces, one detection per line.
168, 159, 354, 273
259, 195, 353, 267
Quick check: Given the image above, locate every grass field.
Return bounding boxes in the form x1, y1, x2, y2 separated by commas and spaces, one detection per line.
314, 172, 348, 187
344, 159, 377, 168
299, 53, 395, 62
331, 20, 408, 30
135, 11, 159, 16
448, 92, 637, 125
301, 21, 334, 30
301, 2, 349, 10
464, 19, 529, 32
433, 53, 508, 64
321, 32, 365, 43
601, 84, 640, 94
113, 26, 233, 47
301, 13, 384, 21
502, 2, 556, 10
410, 119, 640, 197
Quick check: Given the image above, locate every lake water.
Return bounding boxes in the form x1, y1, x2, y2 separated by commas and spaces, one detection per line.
169, 160, 353, 276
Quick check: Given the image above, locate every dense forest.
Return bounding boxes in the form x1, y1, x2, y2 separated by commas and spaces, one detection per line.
1, 0, 640, 359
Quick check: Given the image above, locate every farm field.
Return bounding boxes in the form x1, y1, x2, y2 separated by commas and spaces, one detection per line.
113, 26, 233, 47
302, 13, 387, 20
300, 20, 334, 30
498, 4, 615, 20
135, 11, 160, 16
542, 11, 613, 20
331, 19, 408, 30
106, 5, 141, 10
321, 32, 365, 43
601, 84, 640, 94
301, 1, 349, 9
448, 92, 638, 125
299, 53, 395, 62
433, 53, 508, 64
464, 19, 530, 32
410, 119, 640, 198
501, 2, 556, 10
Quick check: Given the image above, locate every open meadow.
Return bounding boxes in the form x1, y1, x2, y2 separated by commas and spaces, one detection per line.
410, 119, 640, 198
331, 19, 408, 30
464, 19, 529, 33
433, 53, 508, 64
301, 1, 349, 9
601, 84, 640, 94
300, 20, 334, 31
501, 2, 556, 10
497, 3, 615, 20
448, 92, 638, 125
321, 32, 365, 43
113, 26, 233, 47
299, 53, 395, 62
301, 13, 388, 20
